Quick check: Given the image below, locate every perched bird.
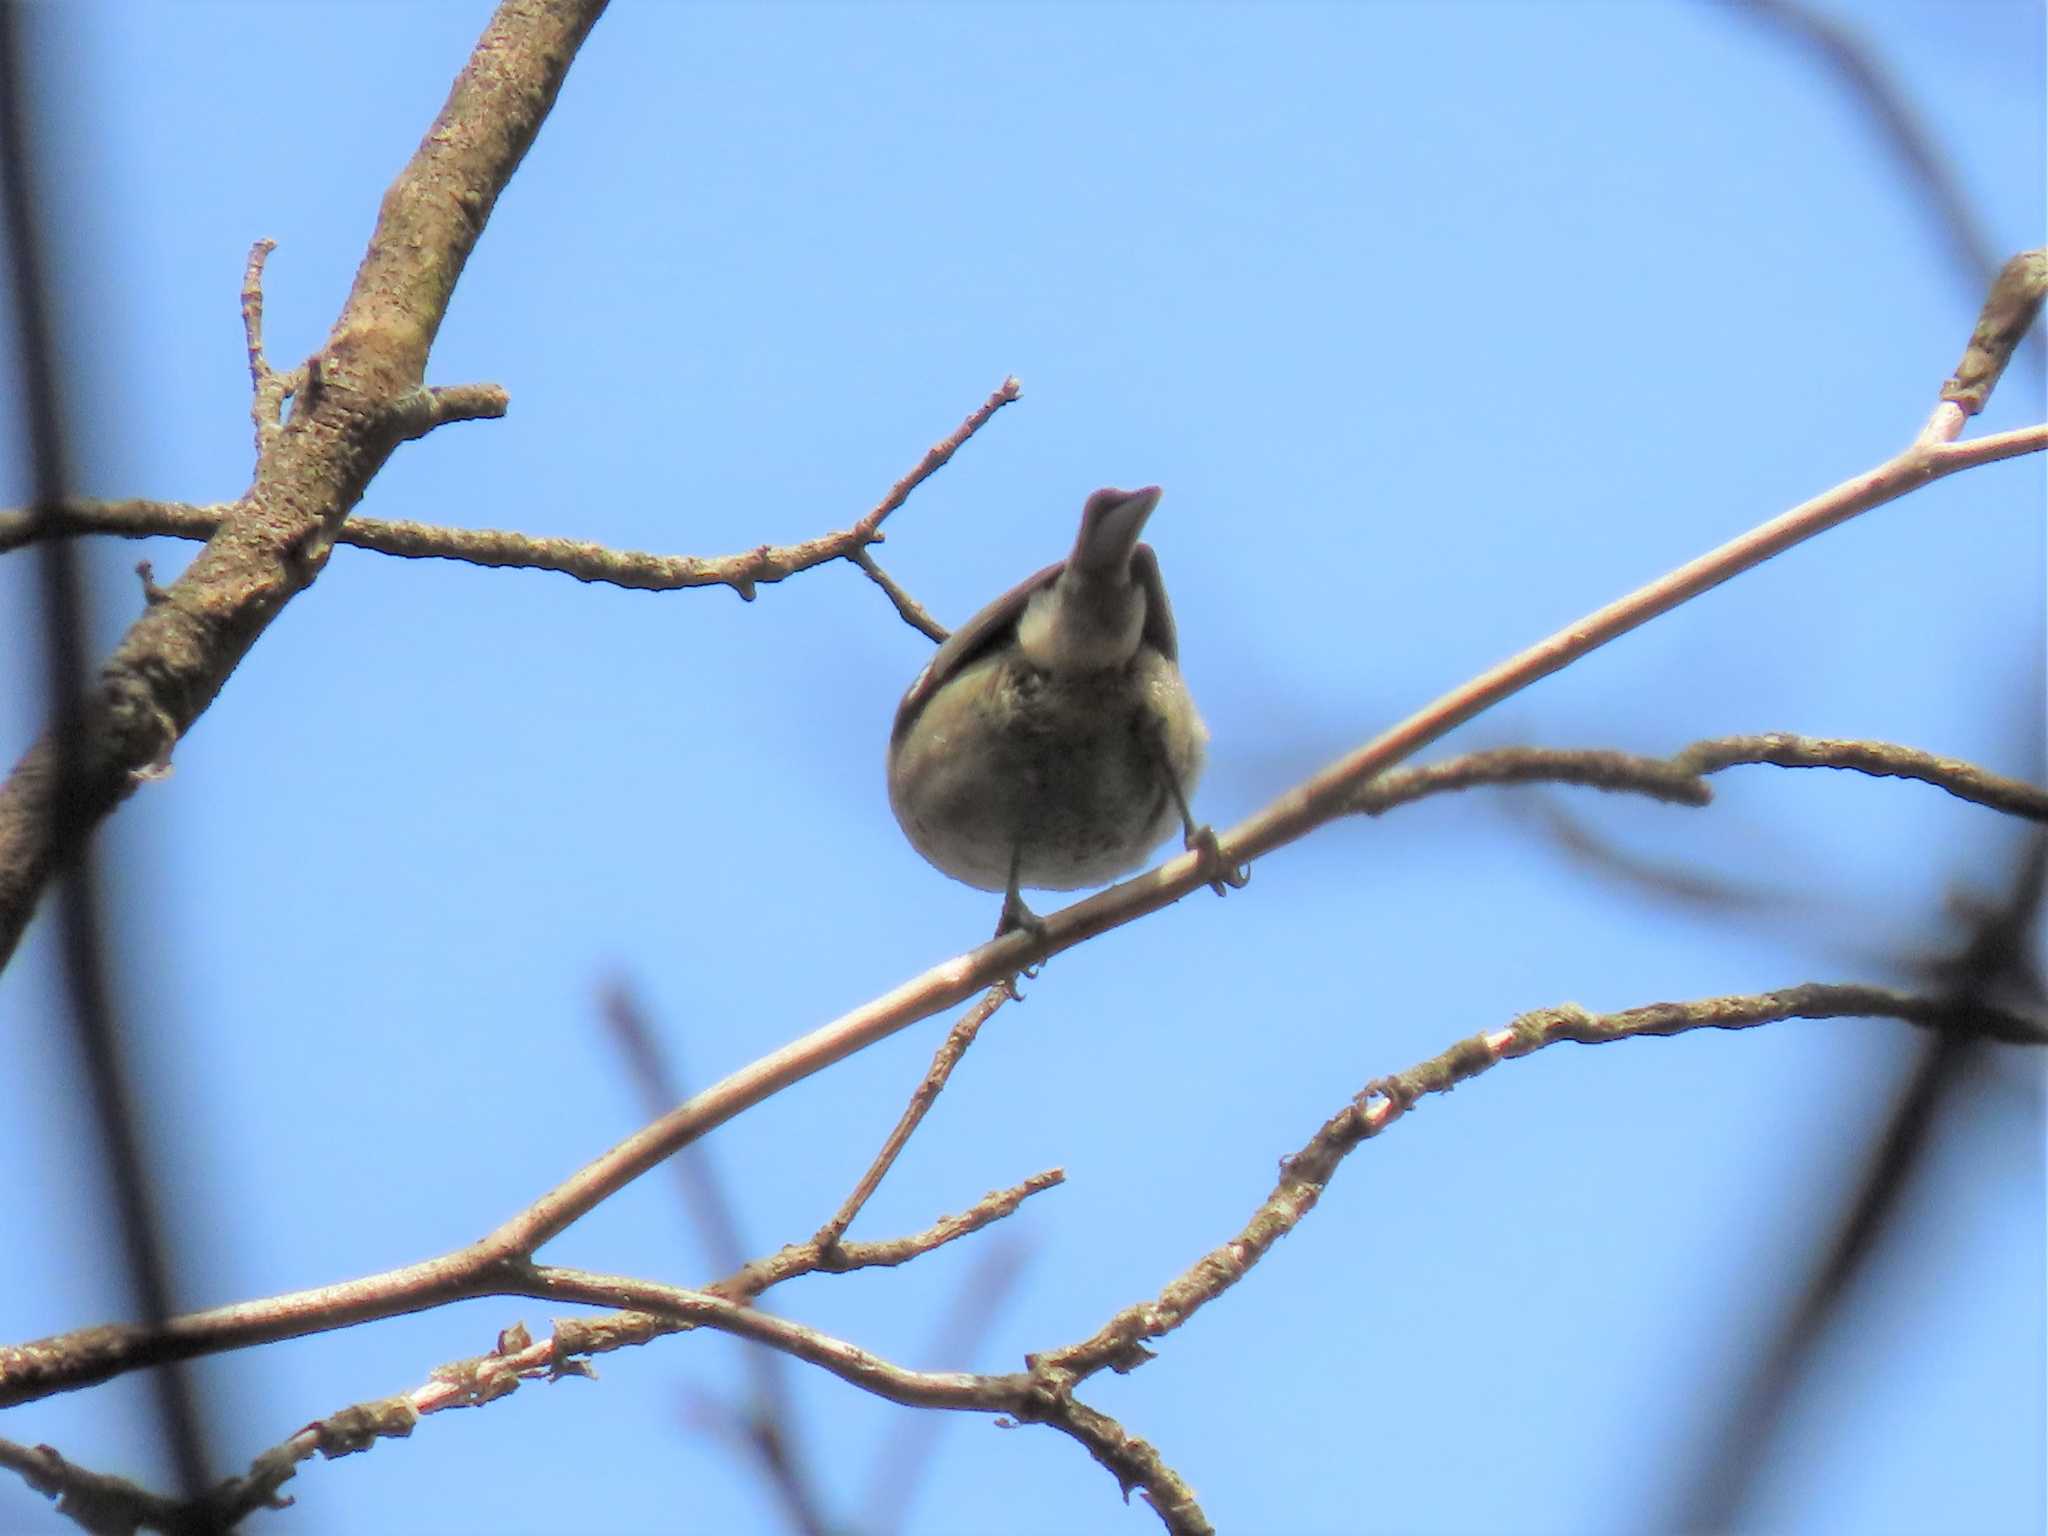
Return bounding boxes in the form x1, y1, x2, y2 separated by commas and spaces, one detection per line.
887, 485, 1230, 936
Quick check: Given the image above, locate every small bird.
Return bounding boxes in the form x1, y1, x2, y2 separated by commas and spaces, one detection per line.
887, 485, 1233, 937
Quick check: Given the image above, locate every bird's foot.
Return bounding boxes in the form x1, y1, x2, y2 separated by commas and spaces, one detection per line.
995, 890, 1048, 984
1184, 823, 1250, 898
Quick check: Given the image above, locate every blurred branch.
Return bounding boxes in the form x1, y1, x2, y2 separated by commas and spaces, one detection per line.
1727, 1, 2028, 338
599, 987, 753, 1272
1670, 835, 2047, 1528
0, 1, 218, 1512
1523, 795, 1773, 909
599, 985, 829, 1536
0, 0, 607, 970
863, 1240, 1030, 1536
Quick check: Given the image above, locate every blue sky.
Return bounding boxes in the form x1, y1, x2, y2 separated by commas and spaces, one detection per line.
1, 3, 2043, 1533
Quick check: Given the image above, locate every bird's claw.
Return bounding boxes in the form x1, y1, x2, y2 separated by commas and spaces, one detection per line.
995, 890, 1048, 985
1184, 823, 1250, 897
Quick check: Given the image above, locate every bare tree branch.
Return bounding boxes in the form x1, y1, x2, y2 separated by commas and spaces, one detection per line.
0, 0, 610, 969
1036, 981, 2044, 1388
1669, 834, 2048, 1528
0, 376, 1017, 614
5, 973, 2036, 1533
814, 983, 1013, 1251
1674, 731, 2048, 820
0, 3, 220, 1510
1354, 734, 2048, 824
530, 1269, 1211, 1535
0, 1178, 1064, 1530
8, 713, 2044, 1413
2, 207, 2044, 1525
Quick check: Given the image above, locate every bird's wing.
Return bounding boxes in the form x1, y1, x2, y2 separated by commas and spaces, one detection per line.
890, 558, 1064, 746
1129, 544, 1177, 663
889, 544, 1178, 744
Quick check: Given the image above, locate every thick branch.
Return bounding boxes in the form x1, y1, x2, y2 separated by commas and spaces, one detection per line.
0, 0, 608, 969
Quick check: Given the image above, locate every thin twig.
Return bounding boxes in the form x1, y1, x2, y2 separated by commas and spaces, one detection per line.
863, 1240, 1030, 1536
814, 983, 1011, 1250
852, 376, 1020, 541
725, 1172, 1062, 1298
240, 238, 289, 458
852, 546, 950, 643
1727, 0, 2025, 352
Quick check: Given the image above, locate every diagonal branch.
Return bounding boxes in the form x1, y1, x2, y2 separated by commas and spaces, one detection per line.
813, 983, 1013, 1251
3, 725, 2036, 1412
0, 0, 610, 971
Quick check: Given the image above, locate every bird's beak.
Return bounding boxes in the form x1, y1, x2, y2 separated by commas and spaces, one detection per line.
1069, 485, 1162, 575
